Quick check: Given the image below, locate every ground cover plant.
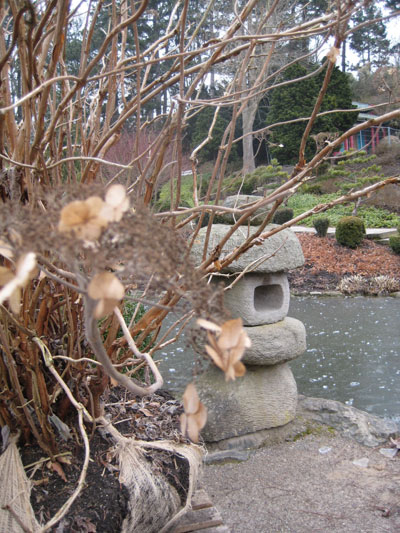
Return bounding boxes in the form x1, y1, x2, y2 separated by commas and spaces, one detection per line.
0, 1, 399, 531
287, 193, 400, 228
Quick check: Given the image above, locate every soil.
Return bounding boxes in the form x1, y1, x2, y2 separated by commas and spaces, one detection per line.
288, 233, 400, 293
20, 388, 189, 532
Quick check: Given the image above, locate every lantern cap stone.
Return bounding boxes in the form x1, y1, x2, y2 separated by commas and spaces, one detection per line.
191, 223, 304, 273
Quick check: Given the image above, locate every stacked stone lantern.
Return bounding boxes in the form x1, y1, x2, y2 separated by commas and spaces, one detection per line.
191, 223, 306, 442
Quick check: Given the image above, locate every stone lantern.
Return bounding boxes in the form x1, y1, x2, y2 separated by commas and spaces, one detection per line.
191, 224, 306, 443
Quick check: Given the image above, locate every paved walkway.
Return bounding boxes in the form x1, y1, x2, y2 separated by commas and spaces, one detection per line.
292, 225, 397, 239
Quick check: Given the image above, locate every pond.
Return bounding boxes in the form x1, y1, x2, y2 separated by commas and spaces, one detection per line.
158, 296, 400, 421
288, 296, 400, 421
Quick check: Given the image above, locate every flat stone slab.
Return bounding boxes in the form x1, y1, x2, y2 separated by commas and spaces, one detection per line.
191, 224, 304, 273
243, 317, 306, 365
223, 272, 290, 325
197, 363, 298, 442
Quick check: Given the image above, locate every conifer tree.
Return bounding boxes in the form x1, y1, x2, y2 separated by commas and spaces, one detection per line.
350, 5, 391, 69
266, 62, 356, 164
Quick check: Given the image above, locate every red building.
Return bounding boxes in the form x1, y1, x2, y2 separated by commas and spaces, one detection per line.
342, 102, 400, 153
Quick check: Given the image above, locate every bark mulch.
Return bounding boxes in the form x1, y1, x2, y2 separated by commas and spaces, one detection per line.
288, 233, 400, 293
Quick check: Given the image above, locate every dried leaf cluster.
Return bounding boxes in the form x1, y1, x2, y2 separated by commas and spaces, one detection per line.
198, 318, 251, 382
180, 383, 207, 443
58, 184, 129, 242
0, 252, 37, 313
87, 272, 125, 319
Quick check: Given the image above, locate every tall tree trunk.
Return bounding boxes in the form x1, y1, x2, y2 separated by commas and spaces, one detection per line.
241, 99, 258, 175
341, 39, 346, 72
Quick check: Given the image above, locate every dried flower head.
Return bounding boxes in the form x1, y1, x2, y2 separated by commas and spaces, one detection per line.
198, 317, 250, 381
326, 46, 340, 63
180, 383, 207, 443
0, 252, 37, 314
87, 272, 125, 318
58, 196, 107, 240
101, 184, 130, 223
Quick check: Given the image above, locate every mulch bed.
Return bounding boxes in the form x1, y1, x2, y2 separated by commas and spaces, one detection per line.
288, 233, 400, 293
20, 388, 189, 532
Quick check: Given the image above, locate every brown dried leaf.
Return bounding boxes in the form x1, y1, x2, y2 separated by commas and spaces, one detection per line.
9, 286, 22, 315
197, 318, 222, 333
182, 382, 200, 414
15, 253, 37, 287
204, 318, 250, 381
180, 383, 207, 443
193, 402, 207, 430
326, 46, 340, 63
88, 272, 125, 300
180, 413, 199, 443
58, 196, 107, 240
139, 408, 153, 417
0, 266, 14, 285
205, 342, 225, 371
0, 239, 13, 259
88, 272, 125, 318
233, 360, 246, 378
50, 461, 67, 482
58, 454, 72, 465
0, 254, 37, 314
102, 184, 130, 222
218, 318, 245, 350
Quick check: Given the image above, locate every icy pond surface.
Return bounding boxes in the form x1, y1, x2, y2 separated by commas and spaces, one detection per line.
158, 296, 400, 421
288, 296, 400, 420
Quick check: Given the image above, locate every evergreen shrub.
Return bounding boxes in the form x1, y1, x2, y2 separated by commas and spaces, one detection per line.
313, 217, 330, 237
335, 216, 365, 248
301, 183, 323, 195
389, 235, 400, 255
272, 208, 294, 225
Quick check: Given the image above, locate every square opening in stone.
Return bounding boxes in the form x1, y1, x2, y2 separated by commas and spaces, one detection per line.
254, 284, 283, 312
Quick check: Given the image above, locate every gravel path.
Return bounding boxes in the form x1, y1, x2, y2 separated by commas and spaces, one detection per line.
202, 433, 400, 532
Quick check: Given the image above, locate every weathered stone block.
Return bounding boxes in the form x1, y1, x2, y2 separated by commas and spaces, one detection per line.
223, 272, 289, 325
217, 195, 273, 225
242, 317, 306, 365
191, 223, 304, 273
298, 396, 398, 447
196, 363, 298, 442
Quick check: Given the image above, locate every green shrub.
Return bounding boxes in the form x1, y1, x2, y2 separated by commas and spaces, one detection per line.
313, 217, 330, 237
273, 207, 294, 225
222, 163, 288, 197
301, 183, 323, 195
314, 161, 330, 177
335, 216, 365, 248
389, 235, 400, 255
